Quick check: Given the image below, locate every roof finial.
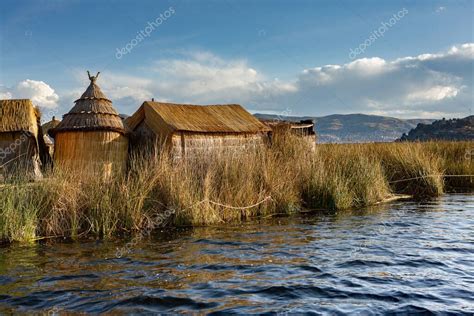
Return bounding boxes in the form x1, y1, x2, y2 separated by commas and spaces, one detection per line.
87, 70, 100, 84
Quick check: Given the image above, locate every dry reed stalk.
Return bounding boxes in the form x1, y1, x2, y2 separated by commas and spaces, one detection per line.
0, 139, 471, 243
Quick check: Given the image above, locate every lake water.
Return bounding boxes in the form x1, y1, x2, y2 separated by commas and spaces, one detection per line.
0, 194, 473, 314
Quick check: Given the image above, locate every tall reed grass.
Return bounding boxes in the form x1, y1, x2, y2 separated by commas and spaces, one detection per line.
0, 139, 472, 243
424, 141, 474, 190
364, 142, 445, 196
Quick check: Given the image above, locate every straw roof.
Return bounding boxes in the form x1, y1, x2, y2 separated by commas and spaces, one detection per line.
0, 99, 40, 134
126, 101, 271, 134
42, 117, 61, 136
260, 119, 315, 130
50, 72, 127, 136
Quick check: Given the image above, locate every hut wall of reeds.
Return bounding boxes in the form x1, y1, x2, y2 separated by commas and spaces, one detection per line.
126, 101, 271, 158
262, 119, 317, 150
0, 99, 48, 180
49, 72, 128, 178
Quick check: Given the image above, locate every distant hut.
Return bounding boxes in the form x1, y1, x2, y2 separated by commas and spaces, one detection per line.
262, 119, 317, 149
41, 116, 60, 156
125, 101, 271, 158
0, 99, 49, 180
49, 72, 129, 178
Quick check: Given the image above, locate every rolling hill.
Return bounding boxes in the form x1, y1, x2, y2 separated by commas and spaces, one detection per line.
399, 116, 474, 141
254, 113, 434, 143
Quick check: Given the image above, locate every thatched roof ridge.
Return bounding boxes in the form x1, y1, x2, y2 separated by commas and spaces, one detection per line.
260, 119, 315, 130
50, 73, 127, 136
126, 101, 271, 134
0, 99, 40, 134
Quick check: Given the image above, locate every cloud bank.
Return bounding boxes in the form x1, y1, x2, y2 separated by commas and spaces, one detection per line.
292, 43, 473, 117
0, 79, 59, 109
101, 43, 472, 118
4, 44, 473, 119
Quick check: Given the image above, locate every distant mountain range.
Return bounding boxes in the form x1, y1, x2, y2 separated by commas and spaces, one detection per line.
254, 113, 434, 143
399, 116, 474, 141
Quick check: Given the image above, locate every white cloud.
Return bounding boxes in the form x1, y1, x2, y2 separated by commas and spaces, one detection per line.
96, 45, 472, 118
407, 85, 460, 103
345, 57, 390, 75
435, 6, 446, 13
15, 80, 60, 109
151, 52, 266, 98
448, 43, 474, 57
0, 91, 12, 99
99, 74, 154, 106
291, 43, 473, 118
367, 109, 464, 119
4, 44, 471, 119
0, 80, 60, 109
37, 43, 473, 119
101, 51, 298, 109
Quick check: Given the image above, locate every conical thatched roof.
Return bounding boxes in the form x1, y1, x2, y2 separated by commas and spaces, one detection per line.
50, 72, 127, 137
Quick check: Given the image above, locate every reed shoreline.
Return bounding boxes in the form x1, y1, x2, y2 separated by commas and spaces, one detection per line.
1, 138, 472, 244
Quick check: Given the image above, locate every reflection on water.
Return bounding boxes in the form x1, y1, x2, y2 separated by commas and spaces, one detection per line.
0, 194, 473, 314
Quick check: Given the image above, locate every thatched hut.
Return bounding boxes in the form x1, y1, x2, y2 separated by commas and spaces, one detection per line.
262, 119, 317, 149
49, 72, 128, 178
0, 99, 49, 180
41, 116, 60, 156
42, 116, 60, 135
125, 101, 271, 158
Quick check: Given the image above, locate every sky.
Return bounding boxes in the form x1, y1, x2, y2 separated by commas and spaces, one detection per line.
0, 0, 473, 120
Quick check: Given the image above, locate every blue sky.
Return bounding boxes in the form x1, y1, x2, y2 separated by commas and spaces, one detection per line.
0, 0, 472, 119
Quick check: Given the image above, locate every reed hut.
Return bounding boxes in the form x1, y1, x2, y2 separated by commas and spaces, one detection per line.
0, 99, 49, 180
126, 101, 271, 158
42, 116, 60, 136
49, 72, 128, 178
41, 116, 60, 156
262, 119, 317, 149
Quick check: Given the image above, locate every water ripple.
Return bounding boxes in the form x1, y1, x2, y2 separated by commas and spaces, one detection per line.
0, 194, 473, 314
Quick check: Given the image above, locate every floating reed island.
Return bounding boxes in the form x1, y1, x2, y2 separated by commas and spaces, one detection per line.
0, 72, 472, 243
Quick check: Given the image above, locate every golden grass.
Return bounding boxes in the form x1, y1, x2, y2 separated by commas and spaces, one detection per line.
0, 138, 472, 243
363, 142, 445, 197
423, 141, 474, 190
303, 144, 391, 210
